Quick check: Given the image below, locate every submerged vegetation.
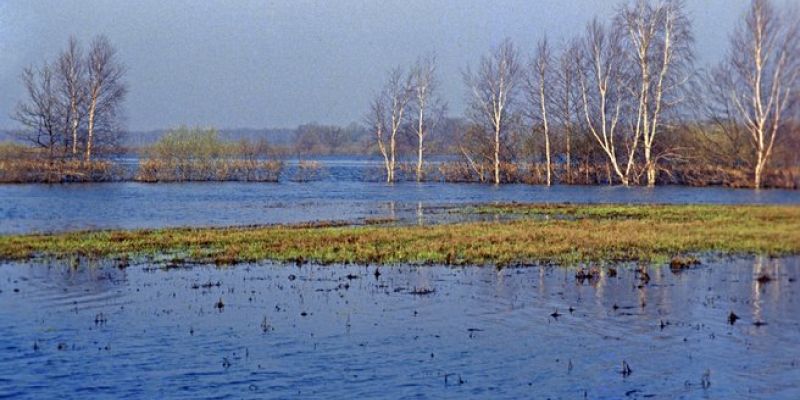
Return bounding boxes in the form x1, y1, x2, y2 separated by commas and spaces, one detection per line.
1, 204, 798, 267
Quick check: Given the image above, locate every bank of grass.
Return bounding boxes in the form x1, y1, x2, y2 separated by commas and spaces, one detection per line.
1, 204, 799, 267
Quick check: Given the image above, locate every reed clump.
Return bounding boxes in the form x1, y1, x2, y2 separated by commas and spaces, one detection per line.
0, 142, 121, 183
135, 127, 283, 182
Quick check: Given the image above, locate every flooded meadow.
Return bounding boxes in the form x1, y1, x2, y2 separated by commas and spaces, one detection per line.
1, 255, 798, 399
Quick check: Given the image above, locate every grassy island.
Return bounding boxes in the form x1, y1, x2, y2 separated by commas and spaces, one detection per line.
1, 204, 799, 267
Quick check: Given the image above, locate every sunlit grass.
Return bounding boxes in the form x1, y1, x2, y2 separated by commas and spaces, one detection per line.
1, 204, 799, 267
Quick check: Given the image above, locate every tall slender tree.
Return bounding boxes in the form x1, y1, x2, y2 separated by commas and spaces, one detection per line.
617, 0, 694, 187
464, 38, 522, 184
369, 67, 413, 183
85, 35, 127, 162
577, 19, 637, 186
526, 37, 554, 186
714, 0, 799, 189
56, 36, 86, 157
410, 55, 444, 182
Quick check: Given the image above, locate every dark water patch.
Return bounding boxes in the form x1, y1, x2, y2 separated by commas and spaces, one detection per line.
1, 256, 799, 398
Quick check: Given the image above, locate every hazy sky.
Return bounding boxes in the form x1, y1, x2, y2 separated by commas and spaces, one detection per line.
0, 0, 752, 131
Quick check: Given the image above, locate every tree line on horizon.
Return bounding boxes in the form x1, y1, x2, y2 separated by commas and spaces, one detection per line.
2, 0, 798, 188
367, 0, 799, 189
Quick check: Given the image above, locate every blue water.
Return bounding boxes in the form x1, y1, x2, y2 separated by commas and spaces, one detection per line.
1, 256, 798, 399
1, 158, 798, 234
2, 158, 799, 399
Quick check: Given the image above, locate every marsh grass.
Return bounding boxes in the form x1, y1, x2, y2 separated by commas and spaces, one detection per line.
1, 204, 798, 267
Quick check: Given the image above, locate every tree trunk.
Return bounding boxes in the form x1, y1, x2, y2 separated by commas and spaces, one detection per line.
494, 127, 500, 185
71, 107, 79, 156
544, 132, 551, 186
754, 150, 764, 189
85, 102, 96, 163
416, 106, 424, 182
389, 133, 396, 183
565, 132, 571, 184
645, 146, 655, 187
417, 135, 423, 182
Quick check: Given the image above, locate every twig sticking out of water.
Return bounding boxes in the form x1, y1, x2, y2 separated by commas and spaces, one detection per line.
701, 369, 711, 389
621, 361, 633, 377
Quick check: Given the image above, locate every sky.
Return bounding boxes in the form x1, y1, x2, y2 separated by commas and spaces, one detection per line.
0, 0, 754, 131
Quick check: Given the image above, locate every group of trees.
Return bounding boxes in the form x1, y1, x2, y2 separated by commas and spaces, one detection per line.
12, 35, 127, 166
369, 0, 798, 188
5, 0, 797, 188
368, 55, 446, 182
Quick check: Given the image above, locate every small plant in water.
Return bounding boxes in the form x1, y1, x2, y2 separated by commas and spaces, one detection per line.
728, 311, 739, 325
621, 361, 633, 377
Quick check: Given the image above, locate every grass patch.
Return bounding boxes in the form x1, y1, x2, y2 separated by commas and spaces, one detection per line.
1, 204, 799, 267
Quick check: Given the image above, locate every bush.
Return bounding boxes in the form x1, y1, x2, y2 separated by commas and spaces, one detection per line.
136, 127, 283, 182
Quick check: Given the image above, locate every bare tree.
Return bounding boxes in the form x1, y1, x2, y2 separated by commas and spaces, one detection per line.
13, 63, 64, 164
714, 0, 799, 188
464, 38, 522, 184
553, 39, 584, 184
56, 36, 86, 157
410, 55, 444, 182
577, 19, 637, 186
526, 37, 554, 185
617, 0, 694, 187
369, 67, 412, 182
85, 35, 127, 162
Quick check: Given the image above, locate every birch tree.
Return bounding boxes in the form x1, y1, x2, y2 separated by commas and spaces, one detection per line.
715, 0, 799, 188
577, 19, 637, 186
85, 35, 127, 162
56, 36, 86, 157
369, 67, 412, 183
464, 38, 522, 184
410, 55, 444, 182
526, 37, 554, 185
617, 0, 694, 187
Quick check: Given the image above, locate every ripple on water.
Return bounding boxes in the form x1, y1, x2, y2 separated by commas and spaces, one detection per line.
0, 256, 799, 398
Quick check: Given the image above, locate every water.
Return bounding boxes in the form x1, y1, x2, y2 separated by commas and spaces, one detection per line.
2, 158, 799, 398
1, 256, 798, 399
1, 160, 798, 234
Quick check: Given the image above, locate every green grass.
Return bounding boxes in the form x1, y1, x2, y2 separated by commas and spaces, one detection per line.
1, 203, 799, 267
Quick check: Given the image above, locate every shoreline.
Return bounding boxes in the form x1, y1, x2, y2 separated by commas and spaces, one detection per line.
2, 203, 799, 267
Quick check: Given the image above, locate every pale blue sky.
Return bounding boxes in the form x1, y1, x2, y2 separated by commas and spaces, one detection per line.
0, 0, 753, 131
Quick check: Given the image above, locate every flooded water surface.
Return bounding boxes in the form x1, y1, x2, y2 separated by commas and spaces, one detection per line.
2, 178, 799, 234
1, 256, 798, 399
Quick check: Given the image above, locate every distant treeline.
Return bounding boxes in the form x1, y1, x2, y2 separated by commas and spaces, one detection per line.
119, 121, 464, 158
2, 0, 798, 188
